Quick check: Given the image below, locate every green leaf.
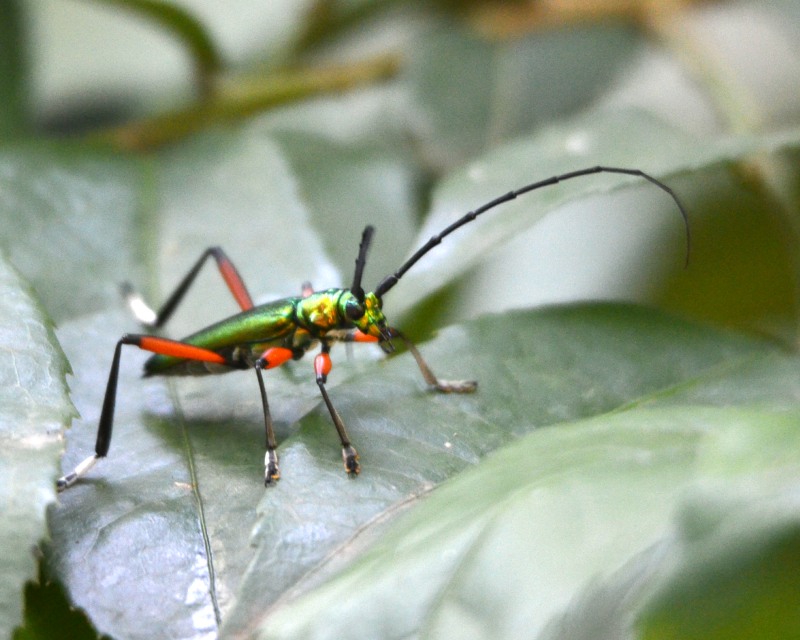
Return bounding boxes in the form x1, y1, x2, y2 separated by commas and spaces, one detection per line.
54, 300, 777, 640
41, 127, 356, 639
14, 557, 102, 640
38, 125, 423, 639
407, 21, 644, 167
248, 404, 800, 640
636, 416, 800, 640
0, 255, 73, 638
222, 306, 791, 638
268, 129, 421, 284
0, 144, 150, 322
154, 127, 343, 305
5, 4, 800, 637
1, 117, 794, 639
639, 516, 800, 640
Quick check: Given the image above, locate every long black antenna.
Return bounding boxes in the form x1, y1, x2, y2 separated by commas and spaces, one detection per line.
374, 165, 690, 298
351, 225, 375, 302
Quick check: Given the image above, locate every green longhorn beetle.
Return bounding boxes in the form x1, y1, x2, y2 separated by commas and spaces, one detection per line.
58, 165, 689, 490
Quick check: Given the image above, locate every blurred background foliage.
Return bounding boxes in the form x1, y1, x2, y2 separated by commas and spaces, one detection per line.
2, 0, 800, 638
6, 0, 800, 340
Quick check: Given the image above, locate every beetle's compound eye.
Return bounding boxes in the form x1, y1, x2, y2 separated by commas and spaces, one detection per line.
345, 300, 365, 320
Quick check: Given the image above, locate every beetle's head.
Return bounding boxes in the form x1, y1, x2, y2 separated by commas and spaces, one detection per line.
339, 290, 390, 342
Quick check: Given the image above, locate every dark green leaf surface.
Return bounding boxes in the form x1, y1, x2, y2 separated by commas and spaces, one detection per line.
40, 124, 426, 638
224, 306, 795, 638
0, 256, 73, 638
267, 130, 420, 285
154, 128, 342, 310
53, 300, 784, 640
640, 491, 800, 638
13, 558, 102, 640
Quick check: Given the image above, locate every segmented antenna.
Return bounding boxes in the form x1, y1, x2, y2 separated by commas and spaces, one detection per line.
351, 225, 375, 302
374, 165, 690, 298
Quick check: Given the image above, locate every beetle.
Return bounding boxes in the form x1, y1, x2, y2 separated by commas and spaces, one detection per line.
57, 165, 689, 490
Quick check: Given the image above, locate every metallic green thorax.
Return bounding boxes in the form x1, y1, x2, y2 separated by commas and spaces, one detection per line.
144, 289, 387, 376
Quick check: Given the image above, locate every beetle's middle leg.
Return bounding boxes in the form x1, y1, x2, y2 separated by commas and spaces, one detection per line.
253, 347, 297, 485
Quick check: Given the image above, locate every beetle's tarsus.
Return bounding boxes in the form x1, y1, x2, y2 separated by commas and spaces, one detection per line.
57, 454, 99, 491
343, 445, 360, 476
264, 450, 281, 486
435, 379, 478, 394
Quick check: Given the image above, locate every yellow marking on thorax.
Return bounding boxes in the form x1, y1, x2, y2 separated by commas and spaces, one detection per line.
300, 293, 340, 331
310, 300, 335, 326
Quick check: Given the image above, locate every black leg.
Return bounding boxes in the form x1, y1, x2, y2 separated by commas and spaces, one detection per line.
314, 347, 359, 475
57, 336, 126, 490
254, 362, 280, 485
58, 334, 229, 491
123, 246, 254, 329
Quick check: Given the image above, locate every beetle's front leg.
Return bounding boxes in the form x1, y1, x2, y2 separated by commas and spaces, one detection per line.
342, 328, 477, 394
393, 329, 477, 393
314, 344, 360, 476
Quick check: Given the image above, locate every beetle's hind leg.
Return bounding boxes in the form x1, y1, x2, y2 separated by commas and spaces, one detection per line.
122, 246, 255, 329
58, 334, 230, 490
